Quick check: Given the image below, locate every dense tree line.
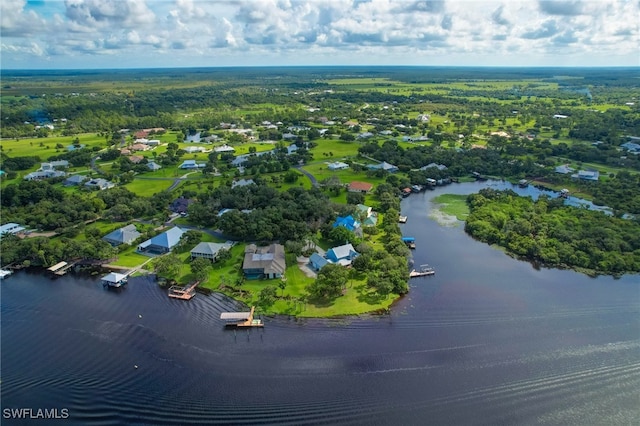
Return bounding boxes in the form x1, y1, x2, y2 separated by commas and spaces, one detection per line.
188, 184, 335, 242
465, 189, 640, 276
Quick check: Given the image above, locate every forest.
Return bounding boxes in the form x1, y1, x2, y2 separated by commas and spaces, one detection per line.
465, 189, 640, 276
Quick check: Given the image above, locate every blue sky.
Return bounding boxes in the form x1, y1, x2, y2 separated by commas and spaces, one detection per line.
1, 0, 638, 69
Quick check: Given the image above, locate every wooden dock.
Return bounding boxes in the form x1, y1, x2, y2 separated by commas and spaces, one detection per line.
410, 264, 435, 278
168, 281, 200, 300
220, 306, 263, 327
47, 260, 79, 276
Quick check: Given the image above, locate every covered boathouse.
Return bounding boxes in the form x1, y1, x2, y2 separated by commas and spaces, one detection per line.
101, 272, 128, 288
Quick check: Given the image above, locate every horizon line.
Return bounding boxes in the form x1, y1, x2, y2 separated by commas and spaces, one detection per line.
2, 64, 639, 73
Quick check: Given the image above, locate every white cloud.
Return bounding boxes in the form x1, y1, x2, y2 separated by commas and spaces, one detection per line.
0, 0, 638, 68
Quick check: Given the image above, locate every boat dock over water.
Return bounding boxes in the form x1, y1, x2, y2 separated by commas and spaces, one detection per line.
101, 272, 128, 288
0, 269, 13, 279
168, 281, 200, 300
410, 264, 435, 278
398, 215, 408, 223
220, 306, 263, 327
402, 237, 416, 249
47, 260, 79, 276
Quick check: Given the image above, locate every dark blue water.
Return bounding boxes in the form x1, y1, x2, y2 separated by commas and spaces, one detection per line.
2, 182, 639, 425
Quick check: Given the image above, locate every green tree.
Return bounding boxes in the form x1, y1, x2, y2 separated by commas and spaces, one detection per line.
190, 257, 211, 282
257, 285, 278, 310
307, 263, 348, 301
154, 253, 182, 279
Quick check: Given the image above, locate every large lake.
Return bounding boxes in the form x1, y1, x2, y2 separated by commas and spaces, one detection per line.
2, 182, 639, 425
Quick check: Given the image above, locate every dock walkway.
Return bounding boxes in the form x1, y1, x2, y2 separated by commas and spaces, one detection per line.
168, 281, 200, 300
410, 264, 435, 278
220, 306, 263, 327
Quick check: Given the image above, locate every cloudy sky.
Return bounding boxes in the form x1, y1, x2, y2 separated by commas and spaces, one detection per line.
1, 0, 638, 69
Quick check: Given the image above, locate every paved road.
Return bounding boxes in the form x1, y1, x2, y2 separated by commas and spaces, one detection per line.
294, 165, 319, 187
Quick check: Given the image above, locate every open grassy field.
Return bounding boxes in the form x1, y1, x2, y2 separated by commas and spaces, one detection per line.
124, 178, 175, 196
0, 133, 105, 158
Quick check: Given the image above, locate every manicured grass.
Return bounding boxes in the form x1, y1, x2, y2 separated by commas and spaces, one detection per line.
111, 252, 151, 268
0, 133, 105, 158
124, 178, 174, 196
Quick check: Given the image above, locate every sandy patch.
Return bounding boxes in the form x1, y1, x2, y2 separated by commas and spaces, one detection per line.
428, 206, 461, 227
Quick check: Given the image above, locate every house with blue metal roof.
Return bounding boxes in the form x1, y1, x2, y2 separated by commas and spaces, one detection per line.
326, 244, 359, 266
332, 215, 360, 232
309, 253, 330, 271
138, 226, 185, 254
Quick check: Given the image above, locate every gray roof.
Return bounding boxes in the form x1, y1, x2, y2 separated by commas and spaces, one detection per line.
191, 242, 233, 257
243, 244, 286, 275
144, 226, 185, 249
65, 174, 87, 184
102, 224, 141, 245
327, 243, 358, 261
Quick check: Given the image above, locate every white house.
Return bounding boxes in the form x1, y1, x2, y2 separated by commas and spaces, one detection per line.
328, 162, 349, 171
179, 160, 206, 169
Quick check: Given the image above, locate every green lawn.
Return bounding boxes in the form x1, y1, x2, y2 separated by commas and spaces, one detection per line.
124, 178, 175, 196
0, 133, 105, 158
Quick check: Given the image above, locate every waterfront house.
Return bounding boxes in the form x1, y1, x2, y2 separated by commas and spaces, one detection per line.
356, 204, 373, 218
190, 241, 234, 262
138, 227, 185, 254
333, 215, 360, 232
309, 253, 330, 271
102, 224, 141, 246
367, 161, 399, 173
348, 181, 373, 193
572, 169, 600, 181
555, 164, 575, 174
242, 244, 286, 279
420, 162, 448, 171
326, 243, 359, 266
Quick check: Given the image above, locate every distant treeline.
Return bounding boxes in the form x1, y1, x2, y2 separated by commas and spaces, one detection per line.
465, 188, 640, 276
